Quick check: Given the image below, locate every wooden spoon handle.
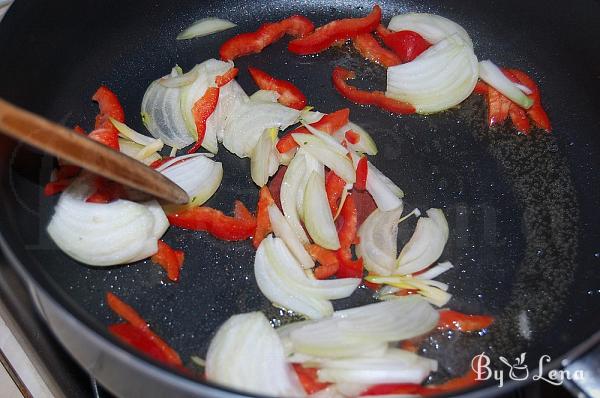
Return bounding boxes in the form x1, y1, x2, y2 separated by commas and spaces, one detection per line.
0, 98, 189, 204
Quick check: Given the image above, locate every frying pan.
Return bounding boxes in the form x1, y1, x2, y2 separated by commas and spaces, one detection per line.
0, 0, 599, 397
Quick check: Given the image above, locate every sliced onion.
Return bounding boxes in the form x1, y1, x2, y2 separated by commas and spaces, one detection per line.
296, 151, 323, 220
135, 138, 164, 161
250, 89, 280, 103
282, 297, 439, 358
205, 312, 305, 397
314, 349, 437, 385
280, 150, 311, 244
299, 110, 325, 124
158, 154, 223, 207
334, 121, 378, 156
357, 207, 404, 276
223, 99, 301, 158
255, 236, 360, 319
268, 204, 314, 269
415, 261, 453, 280
396, 208, 449, 275
478, 60, 534, 109
277, 147, 296, 166
46, 176, 168, 266
177, 17, 237, 40
110, 118, 157, 146
118, 139, 161, 165
367, 275, 452, 307
386, 34, 478, 114
207, 79, 249, 148
302, 123, 348, 156
158, 68, 198, 88
387, 13, 473, 47
303, 172, 341, 250
351, 154, 403, 211
141, 69, 194, 149
514, 82, 533, 95
250, 128, 278, 187
293, 134, 355, 184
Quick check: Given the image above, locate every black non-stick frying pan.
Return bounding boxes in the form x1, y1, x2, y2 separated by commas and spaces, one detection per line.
0, 0, 599, 397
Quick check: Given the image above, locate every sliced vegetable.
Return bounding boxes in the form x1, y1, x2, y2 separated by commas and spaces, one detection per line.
307, 244, 339, 279
313, 349, 437, 385
334, 121, 378, 155
486, 85, 511, 127
280, 297, 439, 358
93, 86, 125, 135
437, 309, 494, 332
253, 186, 275, 248
157, 154, 223, 208
355, 155, 368, 191
254, 235, 360, 319
205, 312, 305, 397
505, 68, 552, 131
268, 204, 314, 269
158, 68, 198, 88
357, 207, 403, 276
303, 172, 341, 250
85, 176, 126, 204
110, 118, 157, 146
332, 67, 415, 115
478, 60, 534, 109
47, 176, 168, 266
396, 208, 449, 275
220, 15, 314, 60
88, 128, 120, 150
250, 128, 279, 187
168, 201, 256, 241
368, 274, 452, 307
335, 194, 363, 279
293, 134, 355, 184
151, 240, 185, 282
351, 154, 403, 211
177, 18, 237, 40
375, 25, 431, 63
387, 13, 473, 47
248, 67, 307, 110
325, 171, 346, 216
118, 139, 162, 165
288, 5, 382, 55
386, 34, 479, 114
352, 33, 401, 67
187, 86, 220, 154
292, 364, 330, 395
207, 78, 249, 146
415, 261, 453, 280
280, 149, 312, 244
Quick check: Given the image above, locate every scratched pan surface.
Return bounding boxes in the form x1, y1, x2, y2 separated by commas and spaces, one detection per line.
0, 0, 599, 397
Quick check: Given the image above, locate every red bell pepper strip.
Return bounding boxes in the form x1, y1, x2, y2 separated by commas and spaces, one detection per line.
334, 194, 363, 278
505, 68, 551, 132
92, 86, 125, 133
307, 244, 339, 279
86, 176, 126, 203
355, 155, 368, 191
352, 33, 401, 67
345, 130, 360, 144
88, 128, 120, 150
288, 5, 382, 55
151, 240, 185, 282
253, 186, 275, 248
486, 86, 510, 127
43, 165, 82, 196
214, 67, 239, 87
248, 67, 307, 110
508, 102, 531, 134
73, 125, 86, 134
360, 383, 422, 396
106, 292, 183, 368
473, 80, 489, 95
437, 309, 494, 332
292, 364, 330, 395
363, 279, 381, 291
325, 170, 346, 216
187, 87, 220, 154
220, 15, 314, 61
275, 108, 350, 153
168, 201, 257, 241
43, 180, 71, 196
149, 156, 173, 169
109, 323, 180, 367
336, 249, 363, 278
375, 25, 431, 63
332, 67, 415, 114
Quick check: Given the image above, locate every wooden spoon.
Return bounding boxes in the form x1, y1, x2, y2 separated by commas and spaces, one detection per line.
0, 98, 189, 204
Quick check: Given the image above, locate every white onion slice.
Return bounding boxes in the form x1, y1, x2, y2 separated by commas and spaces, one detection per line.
118, 139, 161, 165
205, 312, 305, 397
357, 207, 404, 276
300, 110, 325, 124
314, 349, 437, 385
250, 128, 278, 187
415, 261, 454, 280
478, 60, 534, 109
207, 79, 249, 148
387, 13, 473, 47
296, 151, 323, 220
158, 154, 223, 206
250, 89, 280, 103
293, 134, 355, 184
141, 69, 194, 149
158, 69, 198, 88
514, 82, 533, 95
302, 123, 348, 156
303, 172, 340, 250
334, 121, 378, 156
47, 177, 168, 266
386, 34, 478, 114
280, 150, 311, 244
268, 204, 314, 269
351, 154, 403, 211
396, 208, 449, 275
223, 99, 301, 158
368, 275, 452, 307
282, 297, 439, 358
254, 236, 360, 319
177, 18, 237, 40
110, 118, 157, 146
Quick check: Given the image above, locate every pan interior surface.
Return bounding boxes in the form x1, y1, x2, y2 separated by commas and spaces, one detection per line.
0, 0, 599, 395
